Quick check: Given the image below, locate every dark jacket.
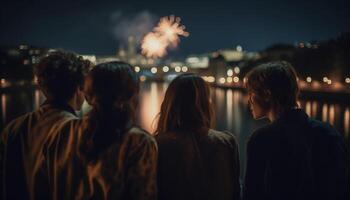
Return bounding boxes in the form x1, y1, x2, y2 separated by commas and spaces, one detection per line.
244, 109, 350, 200
156, 129, 240, 200
0, 102, 77, 200
46, 118, 158, 200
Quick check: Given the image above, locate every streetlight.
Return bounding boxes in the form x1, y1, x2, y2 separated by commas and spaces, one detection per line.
306, 76, 312, 83
151, 67, 157, 74
175, 66, 181, 72
163, 66, 169, 72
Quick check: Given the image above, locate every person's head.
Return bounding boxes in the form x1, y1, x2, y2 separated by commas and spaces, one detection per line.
156, 73, 214, 134
245, 61, 299, 121
84, 61, 139, 128
34, 51, 91, 110
82, 61, 139, 160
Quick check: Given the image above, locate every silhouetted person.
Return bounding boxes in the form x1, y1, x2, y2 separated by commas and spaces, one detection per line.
0, 51, 90, 200
243, 61, 350, 200
156, 74, 240, 200
46, 61, 157, 200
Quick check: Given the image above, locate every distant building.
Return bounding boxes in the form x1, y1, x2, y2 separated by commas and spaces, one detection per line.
185, 54, 210, 69
0, 45, 48, 80
209, 53, 227, 83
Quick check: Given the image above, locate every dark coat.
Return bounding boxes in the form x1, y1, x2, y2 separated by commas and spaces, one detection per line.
244, 109, 350, 200
156, 129, 240, 200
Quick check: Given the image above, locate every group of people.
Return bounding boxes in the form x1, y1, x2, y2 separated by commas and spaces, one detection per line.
0, 51, 349, 200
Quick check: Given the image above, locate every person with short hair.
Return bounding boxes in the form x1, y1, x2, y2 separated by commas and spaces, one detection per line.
0, 51, 90, 200
243, 61, 350, 200
156, 74, 240, 200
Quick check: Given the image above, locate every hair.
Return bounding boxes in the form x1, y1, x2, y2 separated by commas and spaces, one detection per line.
82, 61, 139, 161
34, 50, 91, 102
156, 73, 214, 135
245, 60, 300, 112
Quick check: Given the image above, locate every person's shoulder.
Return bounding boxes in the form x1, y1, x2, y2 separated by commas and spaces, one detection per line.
207, 129, 238, 145
247, 123, 279, 149
127, 126, 156, 144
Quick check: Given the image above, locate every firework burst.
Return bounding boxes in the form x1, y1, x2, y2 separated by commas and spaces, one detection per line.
141, 15, 189, 58
141, 32, 168, 58
154, 15, 189, 47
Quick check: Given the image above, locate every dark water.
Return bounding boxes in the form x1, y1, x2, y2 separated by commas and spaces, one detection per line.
1, 82, 350, 176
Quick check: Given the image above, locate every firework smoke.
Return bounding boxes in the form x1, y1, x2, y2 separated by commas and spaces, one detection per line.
111, 11, 157, 45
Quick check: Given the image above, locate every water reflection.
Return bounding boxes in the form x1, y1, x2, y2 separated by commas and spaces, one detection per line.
1, 94, 6, 125
232, 91, 242, 136
322, 104, 328, 122
344, 108, 350, 138
138, 82, 167, 133
305, 101, 311, 116
312, 101, 318, 117
226, 90, 233, 130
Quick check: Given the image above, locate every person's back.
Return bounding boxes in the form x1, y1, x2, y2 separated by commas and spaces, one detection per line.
156, 129, 239, 200
245, 108, 349, 200
243, 61, 350, 200
155, 74, 241, 200
48, 119, 157, 200
0, 51, 89, 200
0, 103, 77, 199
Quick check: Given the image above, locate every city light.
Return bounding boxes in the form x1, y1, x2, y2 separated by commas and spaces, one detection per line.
23, 59, 30, 65
234, 66, 240, 74
151, 67, 158, 74
175, 66, 181, 72
219, 77, 226, 84
311, 81, 321, 89
33, 76, 38, 84
306, 76, 312, 83
236, 45, 243, 52
233, 76, 239, 83
163, 66, 169, 72
181, 66, 188, 72
207, 76, 215, 83
140, 75, 147, 82
227, 69, 233, 77
345, 77, 350, 84
323, 77, 328, 83
134, 66, 140, 73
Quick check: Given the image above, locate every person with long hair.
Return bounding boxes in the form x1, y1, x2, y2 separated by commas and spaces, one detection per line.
243, 61, 350, 200
156, 73, 240, 200
47, 61, 157, 200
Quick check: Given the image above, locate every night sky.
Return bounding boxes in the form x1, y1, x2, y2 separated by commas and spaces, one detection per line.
1, 0, 349, 57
